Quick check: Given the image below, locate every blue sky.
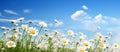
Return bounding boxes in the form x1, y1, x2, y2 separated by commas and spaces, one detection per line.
0, 0, 120, 43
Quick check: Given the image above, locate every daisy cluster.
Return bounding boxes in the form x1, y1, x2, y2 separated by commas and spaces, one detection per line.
0, 18, 119, 52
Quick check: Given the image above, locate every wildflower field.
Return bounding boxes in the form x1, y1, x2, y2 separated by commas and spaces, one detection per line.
0, 18, 119, 52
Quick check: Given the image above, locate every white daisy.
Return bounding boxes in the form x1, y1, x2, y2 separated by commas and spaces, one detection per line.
68, 30, 74, 36
83, 41, 91, 48
113, 43, 119, 49
17, 17, 24, 22
99, 43, 106, 49
10, 20, 17, 24
62, 38, 68, 45
6, 41, 16, 48
28, 27, 38, 36
39, 21, 47, 27
21, 24, 28, 30
12, 34, 18, 40
76, 47, 88, 52
79, 35, 86, 41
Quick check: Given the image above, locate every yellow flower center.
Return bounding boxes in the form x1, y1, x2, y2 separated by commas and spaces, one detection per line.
80, 37, 83, 41
69, 32, 72, 35
40, 22, 45, 27
80, 49, 85, 52
63, 40, 67, 44
22, 25, 28, 30
41, 24, 44, 26
114, 44, 118, 48
84, 43, 88, 46
68, 31, 73, 36
100, 44, 104, 48
40, 35, 44, 39
29, 29, 35, 34
9, 42, 13, 47
13, 35, 17, 39
98, 37, 102, 41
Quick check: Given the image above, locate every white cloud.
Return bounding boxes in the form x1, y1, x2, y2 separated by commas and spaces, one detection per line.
23, 9, 30, 13
71, 10, 101, 32
82, 5, 88, 10
54, 19, 63, 27
94, 14, 107, 24
72, 12, 120, 43
94, 14, 102, 22
71, 10, 91, 20
81, 14, 111, 32
71, 7, 120, 44
71, 8, 120, 32
0, 18, 11, 22
104, 16, 119, 23
4, 10, 18, 15
82, 20, 97, 32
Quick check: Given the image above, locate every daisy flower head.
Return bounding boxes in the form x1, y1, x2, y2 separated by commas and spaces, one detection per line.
10, 20, 17, 25
21, 24, 28, 30
3, 31, 8, 35
79, 35, 86, 41
95, 32, 103, 38
62, 38, 68, 45
54, 30, 60, 34
79, 49, 88, 52
79, 32, 84, 35
17, 17, 24, 22
39, 21, 47, 27
61, 34, 65, 38
36, 43, 48, 50
77, 47, 88, 52
99, 43, 106, 49
6, 41, 16, 48
97, 37, 103, 42
39, 35, 44, 39
12, 34, 18, 40
113, 43, 119, 49
28, 20, 33, 24
53, 39, 60, 46
83, 41, 91, 48
28, 27, 38, 36
1, 26, 7, 30
68, 30, 74, 36
94, 32, 103, 41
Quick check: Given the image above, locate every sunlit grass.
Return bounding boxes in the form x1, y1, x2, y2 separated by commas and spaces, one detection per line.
0, 18, 119, 52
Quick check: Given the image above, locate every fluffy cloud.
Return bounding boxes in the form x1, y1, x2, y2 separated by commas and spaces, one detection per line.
82, 5, 88, 10
82, 20, 97, 32
94, 14, 107, 24
4, 10, 18, 15
70, 5, 120, 44
71, 10, 107, 31
71, 5, 120, 32
95, 14, 103, 22
71, 10, 91, 20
